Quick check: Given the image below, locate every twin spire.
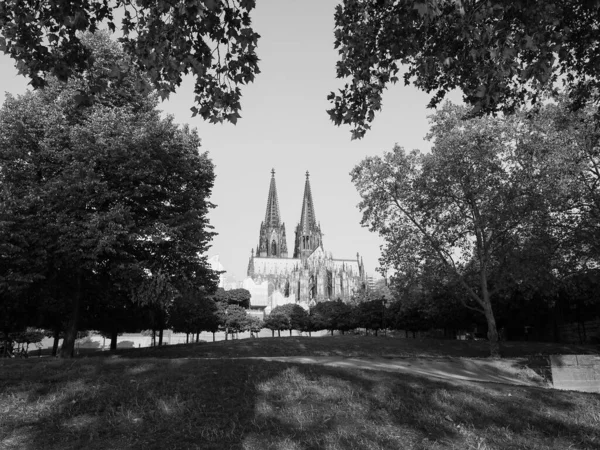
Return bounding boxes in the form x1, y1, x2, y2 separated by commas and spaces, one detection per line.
299, 170, 317, 236
257, 169, 322, 260
264, 168, 281, 228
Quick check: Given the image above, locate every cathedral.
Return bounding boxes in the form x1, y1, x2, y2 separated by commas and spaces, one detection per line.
243, 169, 366, 313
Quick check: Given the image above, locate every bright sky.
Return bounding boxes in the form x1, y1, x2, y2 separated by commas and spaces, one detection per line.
0, 0, 461, 283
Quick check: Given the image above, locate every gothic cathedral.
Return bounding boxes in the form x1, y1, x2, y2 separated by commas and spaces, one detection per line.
244, 170, 366, 312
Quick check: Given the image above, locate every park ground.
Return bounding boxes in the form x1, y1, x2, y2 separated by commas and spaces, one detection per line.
1, 336, 599, 450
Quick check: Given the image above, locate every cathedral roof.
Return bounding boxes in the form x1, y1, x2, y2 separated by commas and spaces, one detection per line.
298, 171, 318, 234
252, 257, 301, 275
264, 168, 281, 227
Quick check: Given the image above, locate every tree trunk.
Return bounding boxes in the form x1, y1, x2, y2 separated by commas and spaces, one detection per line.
278, 330, 280, 337
225, 329, 228, 341
481, 294, 500, 358
186, 333, 189, 344
158, 329, 163, 346
60, 273, 82, 358
52, 327, 60, 356
196, 332, 200, 343
110, 328, 118, 351
330, 329, 333, 336
290, 329, 292, 337
271, 330, 274, 337
374, 329, 378, 337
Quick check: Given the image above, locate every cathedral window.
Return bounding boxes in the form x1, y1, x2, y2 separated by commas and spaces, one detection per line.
284, 281, 290, 297
271, 240, 277, 256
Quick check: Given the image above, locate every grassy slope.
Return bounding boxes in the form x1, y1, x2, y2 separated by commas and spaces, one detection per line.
110, 334, 600, 359
1, 337, 599, 450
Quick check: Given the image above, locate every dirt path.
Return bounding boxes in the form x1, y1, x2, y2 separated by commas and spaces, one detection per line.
245, 356, 548, 387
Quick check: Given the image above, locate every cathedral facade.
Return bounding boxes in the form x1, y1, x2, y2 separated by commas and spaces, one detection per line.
243, 169, 366, 312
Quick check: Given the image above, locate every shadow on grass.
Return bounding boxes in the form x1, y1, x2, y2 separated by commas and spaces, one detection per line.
1, 357, 599, 450
101, 335, 600, 360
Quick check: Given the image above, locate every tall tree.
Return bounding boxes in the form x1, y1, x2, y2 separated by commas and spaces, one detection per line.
0, 33, 218, 357
329, 0, 600, 138
0, 0, 260, 124
352, 103, 559, 357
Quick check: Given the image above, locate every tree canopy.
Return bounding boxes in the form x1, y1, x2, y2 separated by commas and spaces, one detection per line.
351, 102, 589, 356
0, 33, 218, 356
0, 0, 260, 125
329, 0, 600, 138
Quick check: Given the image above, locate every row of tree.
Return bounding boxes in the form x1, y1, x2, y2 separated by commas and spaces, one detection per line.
0, 33, 220, 357
263, 299, 392, 337
353, 101, 600, 356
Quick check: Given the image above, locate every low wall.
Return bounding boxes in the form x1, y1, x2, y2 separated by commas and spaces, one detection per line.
550, 355, 600, 393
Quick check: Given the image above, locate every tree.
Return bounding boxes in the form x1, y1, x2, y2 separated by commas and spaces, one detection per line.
192, 297, 220, 343
329, 0, 600, 139
246, 315, 263, 338
212, 288, 252, 308
264, 304, 309, 337
215, 302, 248, 339
310, 300, 354, 335
168, 288, 218, 344
0, 33, 218, 357
263, 306, 289, 337
0, 0, 260, 125
354, 300, 385, 336
352, 103, 559, 357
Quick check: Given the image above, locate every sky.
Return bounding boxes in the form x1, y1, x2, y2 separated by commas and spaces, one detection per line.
0, 0, 462, 283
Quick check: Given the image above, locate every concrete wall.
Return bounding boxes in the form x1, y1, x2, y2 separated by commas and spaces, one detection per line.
550, 355, 600, 393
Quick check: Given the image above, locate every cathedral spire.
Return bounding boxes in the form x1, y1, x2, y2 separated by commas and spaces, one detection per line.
264, 168, 281, 227
294, 171, 323, 260
257, 169, 288, 258
299, 171, 317, 234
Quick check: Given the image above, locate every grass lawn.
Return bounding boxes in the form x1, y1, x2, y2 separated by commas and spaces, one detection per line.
109, 334, 600, 359
1, 337, 599, 450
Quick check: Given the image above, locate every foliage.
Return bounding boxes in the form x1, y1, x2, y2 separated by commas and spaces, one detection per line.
216, 302, 248, 335
354, 300, 385, 333
329, 0, 600, 138
0, 33, 218, 357
212, 287, 252, 308
310, 300, 354, 334
246, 316, 263, 335
169, 288, 219, 337
0, 1, 260, 125
264, 304, 309, 335
263, 307, 289, 334
351, 103, 572, 356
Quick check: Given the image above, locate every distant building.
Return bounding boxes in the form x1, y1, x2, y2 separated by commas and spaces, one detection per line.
244, 169, 366, 313
366, 275, 376, 292
208, 255, 226, 288
207, 255, 242, 290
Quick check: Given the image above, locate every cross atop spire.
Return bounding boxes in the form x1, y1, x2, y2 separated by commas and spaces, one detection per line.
305, 170, 309, 179
264, 169, 281, 227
